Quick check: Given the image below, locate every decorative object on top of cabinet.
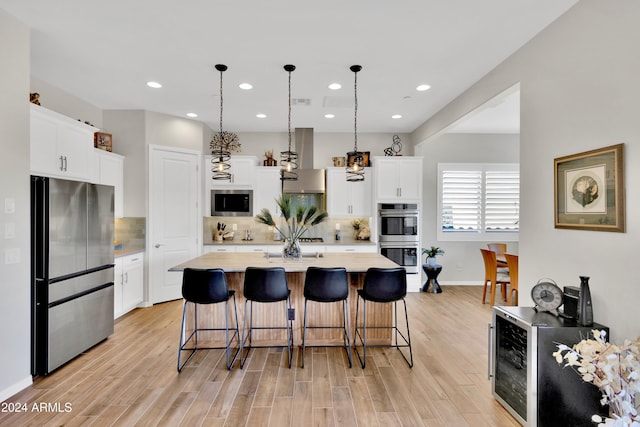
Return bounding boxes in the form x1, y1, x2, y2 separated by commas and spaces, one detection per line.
384, 134, 403, 156
94, 132, 112, 152
210, 64, 233, 181
30, 92, 41, 105
374, 156, 422, 201
332, 156, 346, 167
264, 149, 277, 166
280, 64, 298, 181
346, 65, 366, 182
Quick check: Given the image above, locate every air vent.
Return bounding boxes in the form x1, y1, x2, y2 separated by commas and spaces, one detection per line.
323, 96, 354, 109
291, 98, 311, 106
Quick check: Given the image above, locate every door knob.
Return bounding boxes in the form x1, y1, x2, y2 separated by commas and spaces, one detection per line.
154, 243, 164, 248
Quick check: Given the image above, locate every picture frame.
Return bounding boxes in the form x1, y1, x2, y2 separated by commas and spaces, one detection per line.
554, 143, 625, 232
346, 151, 370, 167
94, 132, 112, 152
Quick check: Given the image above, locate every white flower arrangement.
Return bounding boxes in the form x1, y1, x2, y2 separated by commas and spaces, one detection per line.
553, 330, 640, 427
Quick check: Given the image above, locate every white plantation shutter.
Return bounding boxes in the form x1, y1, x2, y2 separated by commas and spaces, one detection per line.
438, 163, 519, 241
441, 170, 482, 232
485, 170, 520, 231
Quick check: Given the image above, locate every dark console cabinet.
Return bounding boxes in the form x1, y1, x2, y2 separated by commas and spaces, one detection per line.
490, 306, 609, 426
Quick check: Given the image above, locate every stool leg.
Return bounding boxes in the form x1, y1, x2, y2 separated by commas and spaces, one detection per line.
343, 299, 353, 368
285, 296, 293, 368
302, 298, 308, 368
402, 298, 413, 368
240, 299, 252, 369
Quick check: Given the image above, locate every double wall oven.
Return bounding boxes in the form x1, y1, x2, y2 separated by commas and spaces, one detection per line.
378, 203, 419, 274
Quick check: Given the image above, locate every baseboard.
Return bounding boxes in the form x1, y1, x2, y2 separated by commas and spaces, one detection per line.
0, 376, 33, 403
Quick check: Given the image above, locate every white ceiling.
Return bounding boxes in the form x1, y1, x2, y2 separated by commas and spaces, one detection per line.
1, 1, 576, 134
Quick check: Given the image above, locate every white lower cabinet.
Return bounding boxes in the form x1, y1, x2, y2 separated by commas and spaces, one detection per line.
204, 245, 237, 253
325, 244, 377, 253
114, 252, 144, 318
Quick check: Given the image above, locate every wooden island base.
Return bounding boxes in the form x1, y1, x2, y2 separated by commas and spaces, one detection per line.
171, 252, 401, 347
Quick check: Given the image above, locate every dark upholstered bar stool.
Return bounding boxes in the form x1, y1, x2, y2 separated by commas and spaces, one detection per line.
240, 267, 293, 368
177, 268, 239, 372
302, 267, 352, 368
354, 267, 413, 368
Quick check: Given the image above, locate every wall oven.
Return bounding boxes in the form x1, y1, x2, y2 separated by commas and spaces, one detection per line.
379, 203, 419, 242
379, 242, 419, 274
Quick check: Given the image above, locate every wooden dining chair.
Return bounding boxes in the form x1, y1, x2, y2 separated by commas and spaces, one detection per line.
504, 254, 518, 306
480, 249, 510, 306
488, 243, 509, 274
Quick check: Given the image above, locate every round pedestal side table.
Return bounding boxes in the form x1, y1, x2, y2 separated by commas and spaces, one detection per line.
422, 264, 443, 293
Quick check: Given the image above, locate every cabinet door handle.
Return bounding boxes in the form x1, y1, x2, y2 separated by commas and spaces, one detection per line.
487, 323, 494, 380
125, 272, 128, 283
63, 156, 68, 171
59, 156, 65, 171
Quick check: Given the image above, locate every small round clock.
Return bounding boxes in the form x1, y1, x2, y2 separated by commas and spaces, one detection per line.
531, 279, 564, 313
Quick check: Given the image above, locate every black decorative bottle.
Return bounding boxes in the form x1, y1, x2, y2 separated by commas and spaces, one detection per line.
578, 276, 594, 326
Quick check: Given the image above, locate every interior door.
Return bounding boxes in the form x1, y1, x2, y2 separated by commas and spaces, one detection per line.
148, 146, 201, 303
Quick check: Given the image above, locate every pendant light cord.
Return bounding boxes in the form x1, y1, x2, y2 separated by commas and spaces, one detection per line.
288, 68, 292, 153
353, 68, 358, 152
219, 68, 224, 138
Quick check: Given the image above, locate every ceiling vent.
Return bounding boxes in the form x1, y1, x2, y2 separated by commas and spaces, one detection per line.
291, 98, 311, 106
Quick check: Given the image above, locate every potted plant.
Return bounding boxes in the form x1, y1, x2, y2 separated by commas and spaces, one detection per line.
255, 193, 328, 258
422, 246, 444, 266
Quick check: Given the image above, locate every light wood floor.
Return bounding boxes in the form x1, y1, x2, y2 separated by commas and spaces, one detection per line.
0, 286, 519, 427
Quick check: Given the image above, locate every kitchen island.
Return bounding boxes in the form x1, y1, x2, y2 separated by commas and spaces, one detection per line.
171, 252, 399, 347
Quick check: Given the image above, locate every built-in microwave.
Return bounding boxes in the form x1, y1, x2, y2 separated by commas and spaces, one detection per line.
211, 189, 253, 216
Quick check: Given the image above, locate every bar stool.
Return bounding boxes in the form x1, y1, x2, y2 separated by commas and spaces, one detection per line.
177, 268, 239, 372
353, 267, 413, 368
302, 267, 352, 368
240, 267, 293, 368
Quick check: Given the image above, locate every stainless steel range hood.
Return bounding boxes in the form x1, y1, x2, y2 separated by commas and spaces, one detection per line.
282, 128, 326, 194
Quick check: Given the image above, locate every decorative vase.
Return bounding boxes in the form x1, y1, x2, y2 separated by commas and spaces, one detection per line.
578, 276, 593, 326
283, 238, 301, 259
427, 257, 437, 266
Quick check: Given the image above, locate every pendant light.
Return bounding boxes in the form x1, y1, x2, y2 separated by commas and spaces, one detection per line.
211, 64, 232, 181
346, 65, 365, 182
280, 64, 298, 181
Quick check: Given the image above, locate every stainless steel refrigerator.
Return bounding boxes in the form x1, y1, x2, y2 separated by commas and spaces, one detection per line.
31, 176, 115, 375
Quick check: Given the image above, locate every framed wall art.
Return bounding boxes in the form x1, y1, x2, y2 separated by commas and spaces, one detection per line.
94, 132, 112, 152
554, 143, 625, 232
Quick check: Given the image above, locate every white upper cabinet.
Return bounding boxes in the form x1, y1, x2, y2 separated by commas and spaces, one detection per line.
30, 104, 97, 181
326, 167, 372, 217
95, 150, 124, 218
373, 157, 422, 202
206, 155, 258, 189
254, 166, 282, 216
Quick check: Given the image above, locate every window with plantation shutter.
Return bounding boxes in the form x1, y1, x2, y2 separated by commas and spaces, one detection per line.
438, 163, 519, 241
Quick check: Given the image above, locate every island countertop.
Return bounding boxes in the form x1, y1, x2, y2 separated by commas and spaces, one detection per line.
170, 251, 397, 272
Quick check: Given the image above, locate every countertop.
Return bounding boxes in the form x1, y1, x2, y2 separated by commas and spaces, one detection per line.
203, 237, 376, 246
115, 246, 145, 258
170, 251, 396, 273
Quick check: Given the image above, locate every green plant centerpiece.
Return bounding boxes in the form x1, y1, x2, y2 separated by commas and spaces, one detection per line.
422, 246, 444, 266
255, 193, 328, 258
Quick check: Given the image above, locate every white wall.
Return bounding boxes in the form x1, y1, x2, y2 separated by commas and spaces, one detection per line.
0, 9, 32, 401
412, 0, 640, 342
419, 133, 519, 283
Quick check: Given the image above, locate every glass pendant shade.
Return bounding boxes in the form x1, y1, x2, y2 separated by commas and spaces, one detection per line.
280, 64, 298, 181
211, 63, 232, 181
346, 64, 365, 182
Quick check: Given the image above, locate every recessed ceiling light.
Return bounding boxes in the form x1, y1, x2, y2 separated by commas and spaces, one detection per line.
146, 81, 162, 89
328, 83, 341, 90
416, 84, 431, 92
239, 83, 253, 90
256, 113, 266, 118
186, 113, 198, 118
324, 114, 335, 119
392, 114, 403, 119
